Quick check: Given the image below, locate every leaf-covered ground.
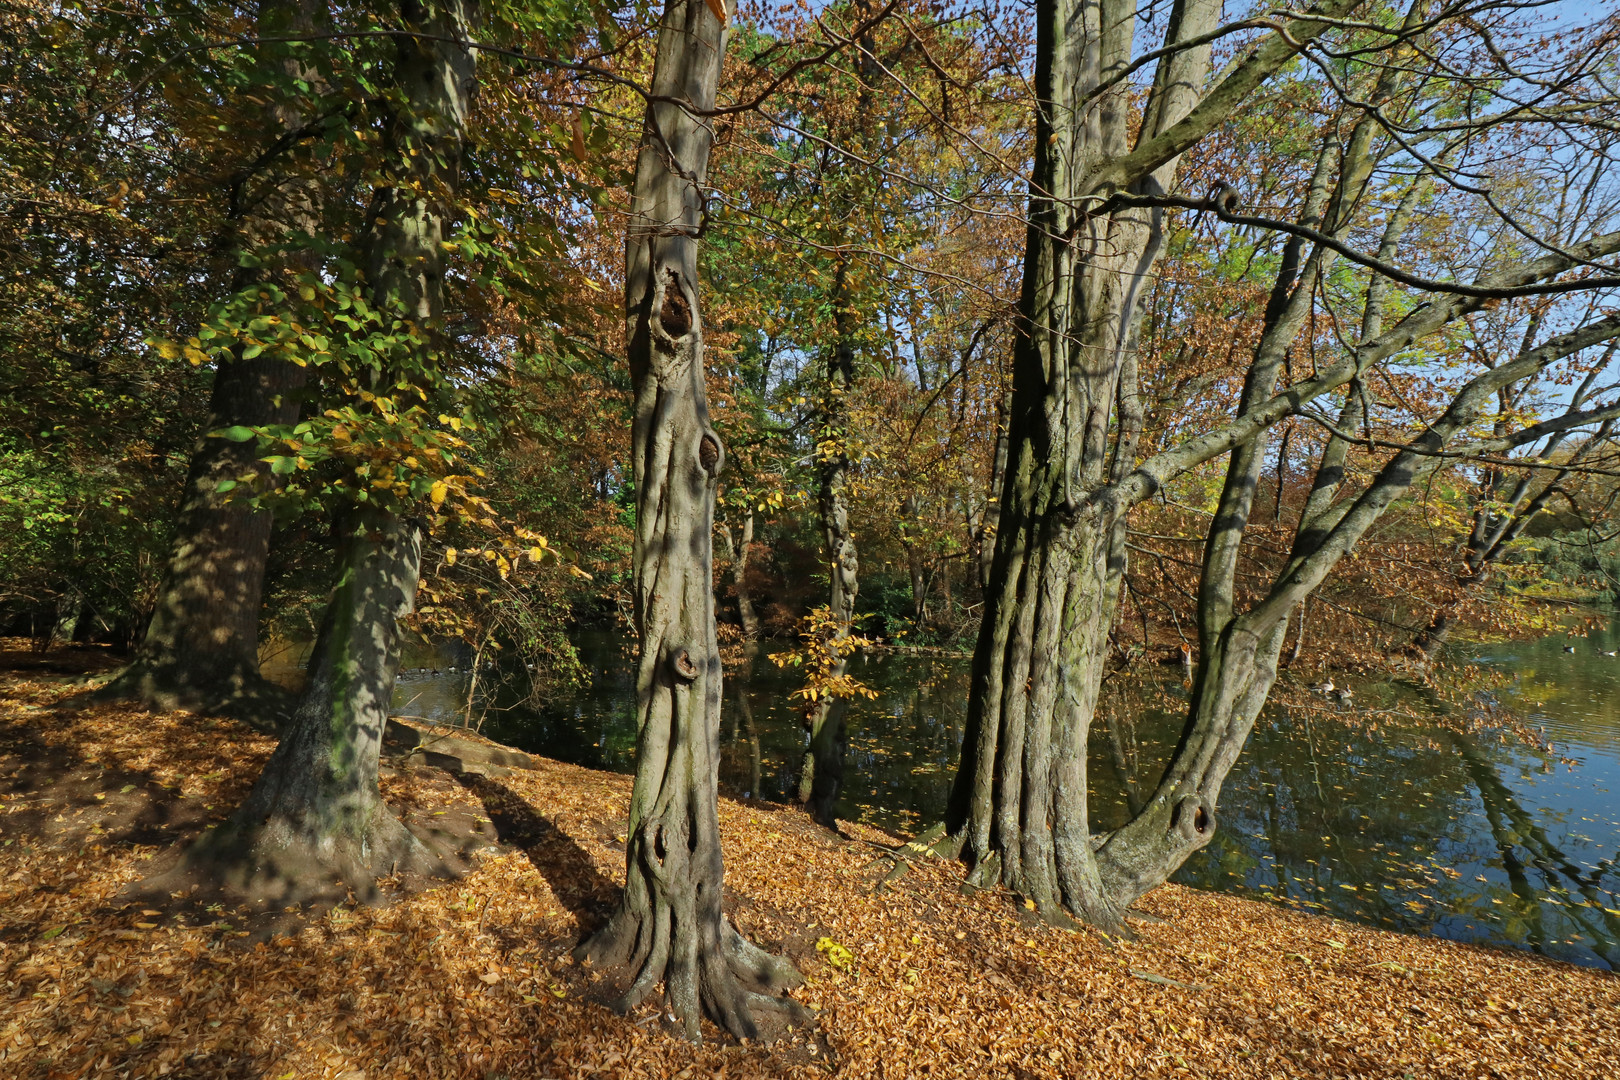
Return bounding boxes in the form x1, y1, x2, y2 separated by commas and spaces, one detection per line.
1, 664, 1615, 1079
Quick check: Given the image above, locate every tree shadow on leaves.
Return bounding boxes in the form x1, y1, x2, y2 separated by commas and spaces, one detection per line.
456, 773, 619, 934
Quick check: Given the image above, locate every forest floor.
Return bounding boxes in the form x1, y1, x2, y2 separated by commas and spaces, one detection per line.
0, 645, 1615, 1079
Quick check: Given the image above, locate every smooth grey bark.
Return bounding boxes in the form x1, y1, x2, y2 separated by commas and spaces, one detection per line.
187, 512, 431, 899
1100, 310, 1620, 906
183, 0, 478, 897
573, 0, 804, 1043
103, 0, 325, 718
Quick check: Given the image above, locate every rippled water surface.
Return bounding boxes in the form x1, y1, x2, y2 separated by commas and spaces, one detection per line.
267, 619, 1620, 969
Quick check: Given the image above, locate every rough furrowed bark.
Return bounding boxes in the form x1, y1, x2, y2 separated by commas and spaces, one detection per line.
948, 0, 1220, 932
179, 513, 441, 902
573, 0, 805, 1043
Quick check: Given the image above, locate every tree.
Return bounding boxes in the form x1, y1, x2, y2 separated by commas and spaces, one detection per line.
100, 0, 332, 717
947, 0, 1620, 930
185, 0, 481, 898
572, 0, 806, 1042
0, 2, 228, 653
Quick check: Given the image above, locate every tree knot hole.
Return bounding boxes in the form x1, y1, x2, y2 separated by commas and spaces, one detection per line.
698, 431, 723, 476
1171, 794, 1214, 842
658, 271, 692, 339
669, 646, 699, 682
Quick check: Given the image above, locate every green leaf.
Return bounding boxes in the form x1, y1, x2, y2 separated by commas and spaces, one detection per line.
217, 426, 256, 442
215, 480, 237, 493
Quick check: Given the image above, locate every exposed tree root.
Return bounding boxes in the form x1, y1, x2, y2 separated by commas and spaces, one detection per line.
865, 821, 952, 891
575, 905, 808, 1043
89, 662, 294, 733
138, 796, 449, 910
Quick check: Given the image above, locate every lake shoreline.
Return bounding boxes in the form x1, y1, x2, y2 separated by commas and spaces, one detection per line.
2, 669, 1615, 1078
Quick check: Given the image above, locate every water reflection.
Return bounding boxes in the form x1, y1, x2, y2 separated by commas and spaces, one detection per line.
267, 624, 1620, 969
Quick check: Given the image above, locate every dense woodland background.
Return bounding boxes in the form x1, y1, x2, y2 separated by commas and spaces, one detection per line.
5, 0, 1615, 678
3, 0, 1620, 1041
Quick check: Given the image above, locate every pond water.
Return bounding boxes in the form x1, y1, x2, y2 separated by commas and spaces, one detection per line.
271, 619, 1620, 970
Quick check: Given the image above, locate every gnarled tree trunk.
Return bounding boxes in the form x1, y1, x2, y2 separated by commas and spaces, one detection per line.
573, 0, 804, 1042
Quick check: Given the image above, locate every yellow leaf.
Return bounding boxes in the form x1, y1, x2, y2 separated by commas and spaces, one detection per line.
445, 547, 458, 566
430, 480, 448, 506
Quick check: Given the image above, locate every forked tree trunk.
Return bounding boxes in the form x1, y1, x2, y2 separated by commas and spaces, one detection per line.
945, 0, 1393, 927
947, 0, 1222, 930
573, 0, 804, 1042
103, 0, 323, 717
181, 0, 478, 897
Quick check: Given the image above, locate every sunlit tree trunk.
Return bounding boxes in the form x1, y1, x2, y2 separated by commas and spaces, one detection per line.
573, 0, 804, 1042
186, 0, 478, 897
947, 0, 1223, 929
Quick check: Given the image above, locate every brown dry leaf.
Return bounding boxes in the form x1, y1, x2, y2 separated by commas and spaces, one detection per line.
1, 658, 1615, 1079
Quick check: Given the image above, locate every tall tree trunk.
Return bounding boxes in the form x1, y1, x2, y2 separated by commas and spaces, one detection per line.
102, 0, 324, 717
799, 258, 861, 823
181, 0, 478, 897
573, 0, 804, 1042
947, 0, 1223, 930
186, 511, 431, 898
945, 0, 1390, 927
719, 514, 760, 640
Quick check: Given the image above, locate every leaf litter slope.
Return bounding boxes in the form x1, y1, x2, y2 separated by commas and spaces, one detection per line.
0, 670, 1614, 1078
